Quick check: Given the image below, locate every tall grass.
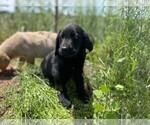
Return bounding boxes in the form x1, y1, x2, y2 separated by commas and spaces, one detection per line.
90, 7, 150, 118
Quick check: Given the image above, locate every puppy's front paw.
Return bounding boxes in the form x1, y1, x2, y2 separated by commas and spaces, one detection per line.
58, 93, 71, 108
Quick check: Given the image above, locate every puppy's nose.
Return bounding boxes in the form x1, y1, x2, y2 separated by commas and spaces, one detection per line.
61, 46, 67, 50
61, 45, 72, 51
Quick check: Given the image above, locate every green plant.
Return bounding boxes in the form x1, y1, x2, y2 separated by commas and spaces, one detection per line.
90, 6, 150, 119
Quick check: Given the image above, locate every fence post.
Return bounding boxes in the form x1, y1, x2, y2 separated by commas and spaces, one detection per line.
54, 0, 59, 32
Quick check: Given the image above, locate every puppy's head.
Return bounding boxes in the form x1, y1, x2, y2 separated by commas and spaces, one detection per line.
55, 24, 93, 57
0, 50, 10, 72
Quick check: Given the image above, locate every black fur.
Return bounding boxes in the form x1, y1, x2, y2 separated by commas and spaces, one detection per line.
41, 24, 93, 108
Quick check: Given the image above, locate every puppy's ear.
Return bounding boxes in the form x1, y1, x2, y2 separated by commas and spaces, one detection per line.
0, 50, 10, 62
83, 32, 93, 52
0, 50, 10, 71
55, 30, 62, 55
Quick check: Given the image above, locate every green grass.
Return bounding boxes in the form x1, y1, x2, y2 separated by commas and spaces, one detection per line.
1, 66, 71, 119
0, 66, 94, 119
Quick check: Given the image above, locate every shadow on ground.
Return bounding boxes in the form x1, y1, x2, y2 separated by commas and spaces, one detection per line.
67, 78, 94, 119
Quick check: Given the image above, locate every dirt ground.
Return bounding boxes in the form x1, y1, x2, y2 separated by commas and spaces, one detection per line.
0, 66, 18, 116
0, 67, 18, 97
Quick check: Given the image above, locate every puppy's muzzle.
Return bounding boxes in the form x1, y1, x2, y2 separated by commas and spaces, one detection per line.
59, 45, 77, 57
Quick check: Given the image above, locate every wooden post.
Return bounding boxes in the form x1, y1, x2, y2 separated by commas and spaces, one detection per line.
54, 0, 59, 32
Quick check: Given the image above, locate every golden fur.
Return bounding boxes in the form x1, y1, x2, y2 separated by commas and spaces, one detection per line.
0, 31, 57, 72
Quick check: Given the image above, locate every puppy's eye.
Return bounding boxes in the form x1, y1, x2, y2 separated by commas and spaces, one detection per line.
61, 33, 64, 38
70, 33, 74, 38
74, 34, 79, 39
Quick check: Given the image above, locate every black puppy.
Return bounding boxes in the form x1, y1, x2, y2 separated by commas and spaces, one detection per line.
41, 24, 93, 108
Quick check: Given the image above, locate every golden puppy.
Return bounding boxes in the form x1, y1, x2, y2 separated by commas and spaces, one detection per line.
0, 31, 57, 72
